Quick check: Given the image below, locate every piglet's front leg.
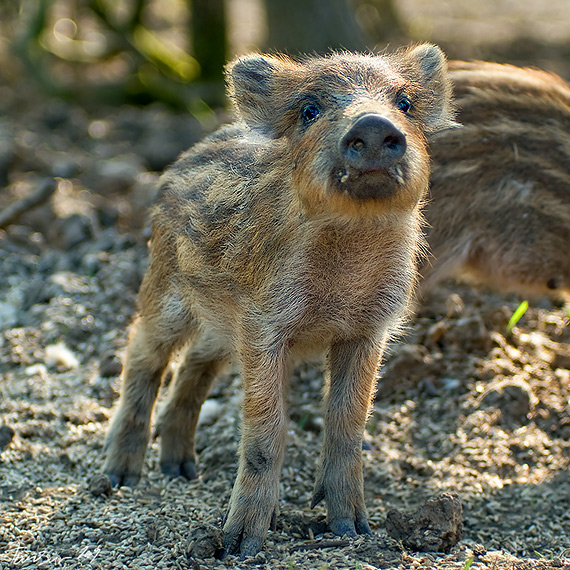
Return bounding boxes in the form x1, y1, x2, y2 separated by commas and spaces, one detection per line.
312, 338, 384, 537
222, 348, 288, 558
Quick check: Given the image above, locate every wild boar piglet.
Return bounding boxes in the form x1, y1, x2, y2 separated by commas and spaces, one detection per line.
103, 44, 456, 557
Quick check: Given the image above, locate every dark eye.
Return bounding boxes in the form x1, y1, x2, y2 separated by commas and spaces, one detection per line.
397, 96, 412, 114
301, 104, 320, 124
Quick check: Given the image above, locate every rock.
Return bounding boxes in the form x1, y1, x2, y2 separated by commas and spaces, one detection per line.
385, 492, 462, 552
127, 171, 159, 229
197, 399, 223, 426
0, 302, 19, 330
89, 473, 112, 497
552, 349, 570, 370
0, 121, 14, 185
99, 351, 123, 378
0, 425, 15, 450
380, 344, 435, 396
45, 342, 80, 370
93, 154, 146, 195
134, 105, 203, 171
479, 377, 537, 427
54, 213, 95, 251
426, 320, 447, 344
451, 315, 489, 352
186, 523, 223, 559
52, 159, 80, 179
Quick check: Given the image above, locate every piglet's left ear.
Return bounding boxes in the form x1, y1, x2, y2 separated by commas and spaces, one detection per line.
407, 44, 460, 134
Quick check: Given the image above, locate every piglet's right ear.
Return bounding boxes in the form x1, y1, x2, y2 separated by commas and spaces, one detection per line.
226, 54, 282, 134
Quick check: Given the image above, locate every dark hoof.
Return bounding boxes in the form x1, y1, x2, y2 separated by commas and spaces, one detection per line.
239, 537, 262, 559
221, 533, 262, 560
329, 517, 357, 537
356, 517, 373, 535
107, 472, 140, 488
160, 460, 197, 480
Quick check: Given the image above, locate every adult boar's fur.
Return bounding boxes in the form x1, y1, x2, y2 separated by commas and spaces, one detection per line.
424, 61, 570, 299
102, 44, 456, 557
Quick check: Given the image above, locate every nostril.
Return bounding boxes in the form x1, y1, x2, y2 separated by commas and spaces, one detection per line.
349, 139, 365, 151
384, 135, 403, 151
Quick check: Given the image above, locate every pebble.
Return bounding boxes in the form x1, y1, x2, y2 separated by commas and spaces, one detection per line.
480, 378, 537, 426
99, 351, 123, 378
186, 523, 223, 559
197, 399, 223, 426
385, 492, 463, 552
93, 154, 146, 194
0, 425, 14, 450
89, 473, 113, 497
55, 214, 94, 251
0, 301, 18, 330
45, 342, 80, 370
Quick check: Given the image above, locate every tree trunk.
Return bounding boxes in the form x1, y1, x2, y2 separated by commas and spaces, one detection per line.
265, 0, 367, 54
190, 0, 227, 104
191, 0, 227, 82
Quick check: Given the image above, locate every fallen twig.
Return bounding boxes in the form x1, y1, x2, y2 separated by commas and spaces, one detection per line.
0, 178, 57, 229
289, 539, 351, 552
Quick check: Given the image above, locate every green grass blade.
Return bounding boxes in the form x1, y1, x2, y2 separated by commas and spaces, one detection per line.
507, 300, 529, 334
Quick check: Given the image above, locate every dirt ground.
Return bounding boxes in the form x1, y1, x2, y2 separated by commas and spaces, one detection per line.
2, 2, 570, 569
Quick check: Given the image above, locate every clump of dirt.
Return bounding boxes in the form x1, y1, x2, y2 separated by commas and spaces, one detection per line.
385, 492, 462, 552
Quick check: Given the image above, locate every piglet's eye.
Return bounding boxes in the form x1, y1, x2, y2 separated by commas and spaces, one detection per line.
301, 104, 320, 124
397, 96, 412, 114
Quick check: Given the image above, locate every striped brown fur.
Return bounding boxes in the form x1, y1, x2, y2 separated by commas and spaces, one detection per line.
424, 61, 570, 299
102, 45, 456, 557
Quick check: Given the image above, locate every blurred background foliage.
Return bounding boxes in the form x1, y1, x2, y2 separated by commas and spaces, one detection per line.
4, 0, 570, 115
6, 0, 401, 111
0, 0, 569, 232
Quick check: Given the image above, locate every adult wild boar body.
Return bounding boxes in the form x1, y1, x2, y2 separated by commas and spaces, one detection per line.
424, 61, 570, 299
103, 45, 456, 557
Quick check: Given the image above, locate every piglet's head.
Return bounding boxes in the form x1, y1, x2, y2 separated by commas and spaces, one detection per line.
227, 45, 457, 216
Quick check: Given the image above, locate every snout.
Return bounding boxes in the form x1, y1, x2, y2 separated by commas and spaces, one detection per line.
340, 114, 406, 172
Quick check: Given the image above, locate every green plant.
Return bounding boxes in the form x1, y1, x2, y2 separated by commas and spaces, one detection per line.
507, 300, 529, 334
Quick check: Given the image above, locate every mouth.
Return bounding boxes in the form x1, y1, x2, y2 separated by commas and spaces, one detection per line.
334, 163, 405, 199
389, 164, 405, 185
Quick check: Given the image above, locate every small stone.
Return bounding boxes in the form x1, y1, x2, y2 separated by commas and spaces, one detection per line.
480, 378, 537, 427
45, 342, 80, 370
0, 425, 15, 450
186, 523, 223, 559
0, 302, 19, 331
197, 399, 223, 426
552, 349, 570, 370
381, 344, 434, 396
145, 522, 160, 542
55, 213, 94, 251
452, 315, 488, 351
93, 154, 146, 194
427, 320, 447, 344
445, 293, 464, 317
89, 473, 112, 497
99, 351, 123, 378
